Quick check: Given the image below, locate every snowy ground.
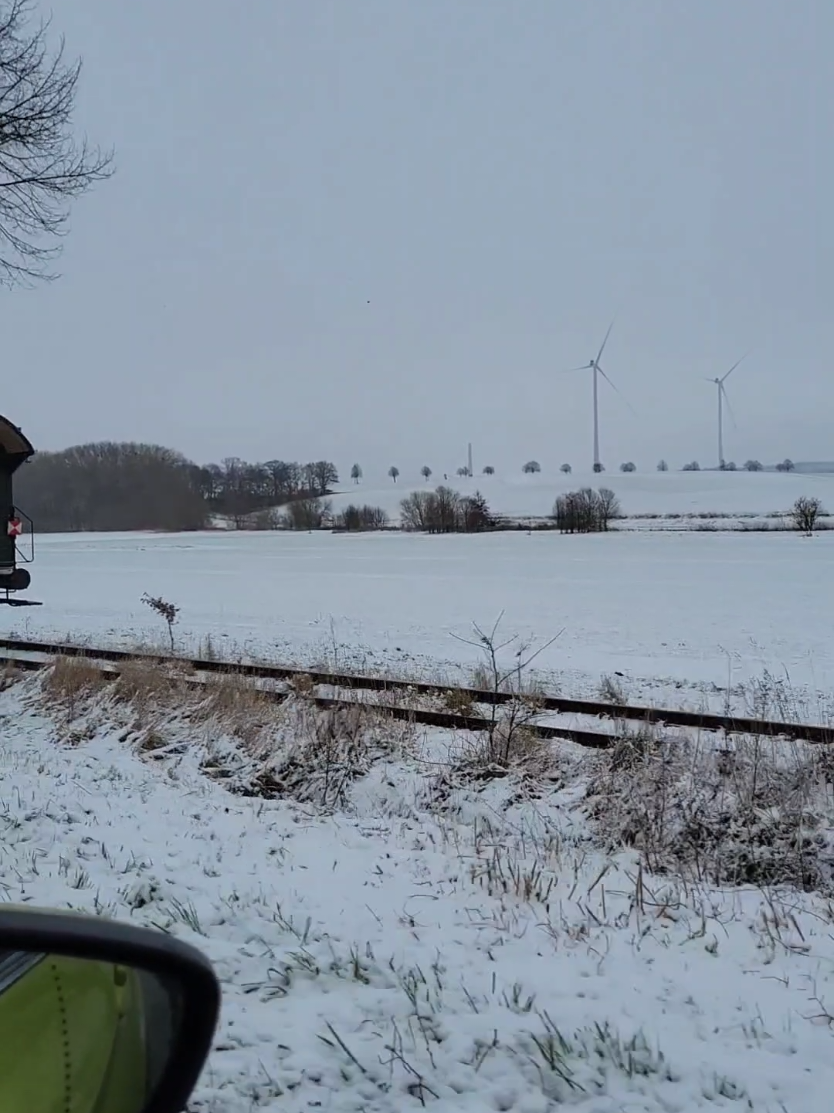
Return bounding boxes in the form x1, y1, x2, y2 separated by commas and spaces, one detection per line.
5, 669, 834, 1112
328, 469, 834, 520
11, 527, 834, 717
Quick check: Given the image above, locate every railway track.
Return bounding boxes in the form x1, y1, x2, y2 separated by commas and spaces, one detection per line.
0, 636, 831, 749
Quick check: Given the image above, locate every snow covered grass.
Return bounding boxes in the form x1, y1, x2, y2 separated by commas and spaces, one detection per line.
5, 662, 834, 1109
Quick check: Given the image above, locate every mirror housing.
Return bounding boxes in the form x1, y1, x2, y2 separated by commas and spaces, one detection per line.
0, 908, 220, 1113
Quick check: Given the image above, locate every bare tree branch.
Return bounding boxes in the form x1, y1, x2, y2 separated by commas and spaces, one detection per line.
0, 0, 113, 285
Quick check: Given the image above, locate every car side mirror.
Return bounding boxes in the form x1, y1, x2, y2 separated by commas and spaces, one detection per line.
0, 907, 220, 1113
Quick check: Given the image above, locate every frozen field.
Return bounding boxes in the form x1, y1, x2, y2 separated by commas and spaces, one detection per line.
11, 527, 834, 709
329, 468, 834, 520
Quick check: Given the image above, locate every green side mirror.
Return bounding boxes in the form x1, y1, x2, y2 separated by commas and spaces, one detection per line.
0, 908, 220, 1113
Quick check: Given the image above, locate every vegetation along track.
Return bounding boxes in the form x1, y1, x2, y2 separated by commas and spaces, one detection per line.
0, 636, 831, 748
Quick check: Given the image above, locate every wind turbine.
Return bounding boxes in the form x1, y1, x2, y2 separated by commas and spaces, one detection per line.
564, 321, 628, 470
705, 354, 747, 469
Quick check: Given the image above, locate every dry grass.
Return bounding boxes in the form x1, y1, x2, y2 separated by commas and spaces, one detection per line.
35, 653, 415, 810
112, 657, 190, 707
43, 655, 109, 701
586, 727, 834, 892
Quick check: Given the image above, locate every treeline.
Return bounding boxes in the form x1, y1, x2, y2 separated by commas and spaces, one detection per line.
16, 443, 208, 532
192, 458, 339, 523
15, 444, 342, 532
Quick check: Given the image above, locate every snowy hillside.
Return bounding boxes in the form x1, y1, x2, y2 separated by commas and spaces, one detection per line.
5, 664, 834, 1112
330, 469, 834, 519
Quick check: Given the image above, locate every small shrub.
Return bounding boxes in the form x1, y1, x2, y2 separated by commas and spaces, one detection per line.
400, 486, 493, 533
791, 495, 824, 535
281, 497, 331, 530
657, 460, 668, 472
141, 593, 179, 652
560, 463, 572, 474
682, 461, 700, 472
333, 504, 388, 532
522, 460, 541, 474
553, 488, 621, 533
620, 461, 636, 473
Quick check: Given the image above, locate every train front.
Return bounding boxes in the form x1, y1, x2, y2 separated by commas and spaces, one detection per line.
0, 415, 37, 606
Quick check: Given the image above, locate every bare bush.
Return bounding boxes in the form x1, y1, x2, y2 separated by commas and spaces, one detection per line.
522, 460, 541, 474
791, 496, 824, 535
553, 487, 621, 533
620, 461, 636, 473
281, 497, 331, 530
453, 615, 559, 772
586, 731, 834, 892
248, 508, 281, 530
682, 461, 700, 472
332, 504, 388, 532
400, 486, 494, 533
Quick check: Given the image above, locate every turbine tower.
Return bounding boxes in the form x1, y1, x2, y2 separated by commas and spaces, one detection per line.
706, 355, 747, 469
565, 322, 628, 470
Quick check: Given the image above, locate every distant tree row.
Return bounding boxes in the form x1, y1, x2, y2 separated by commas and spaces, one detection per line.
192, 457, 339, 524
17, 443, 208, 532
16, 444, 342, 532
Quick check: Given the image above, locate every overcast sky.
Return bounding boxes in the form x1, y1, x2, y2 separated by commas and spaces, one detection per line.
5, 0, 830, 478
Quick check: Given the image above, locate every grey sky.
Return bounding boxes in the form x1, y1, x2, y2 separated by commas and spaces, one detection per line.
6, 0, 831, 477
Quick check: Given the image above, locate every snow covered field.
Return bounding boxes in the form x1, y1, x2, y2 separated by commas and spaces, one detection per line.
12, 527, 834, 712
5, 667, 834, 1112
329, 469, 834, 521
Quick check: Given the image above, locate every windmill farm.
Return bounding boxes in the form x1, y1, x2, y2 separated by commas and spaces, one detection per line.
564, 324, 758, 473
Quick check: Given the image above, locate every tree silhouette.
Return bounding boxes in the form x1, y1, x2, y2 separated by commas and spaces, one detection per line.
420, 465, 432, 481
388, 466, 400, 483
0, 1, 114, 285
350, 463, 362, 484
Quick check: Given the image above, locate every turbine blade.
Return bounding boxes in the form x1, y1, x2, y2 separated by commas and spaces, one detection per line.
595, 320, 615, 367
560, 363, 593, 373
721, 384, 738, 429
720, 351, 750, 383
597, 365, 637, 416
